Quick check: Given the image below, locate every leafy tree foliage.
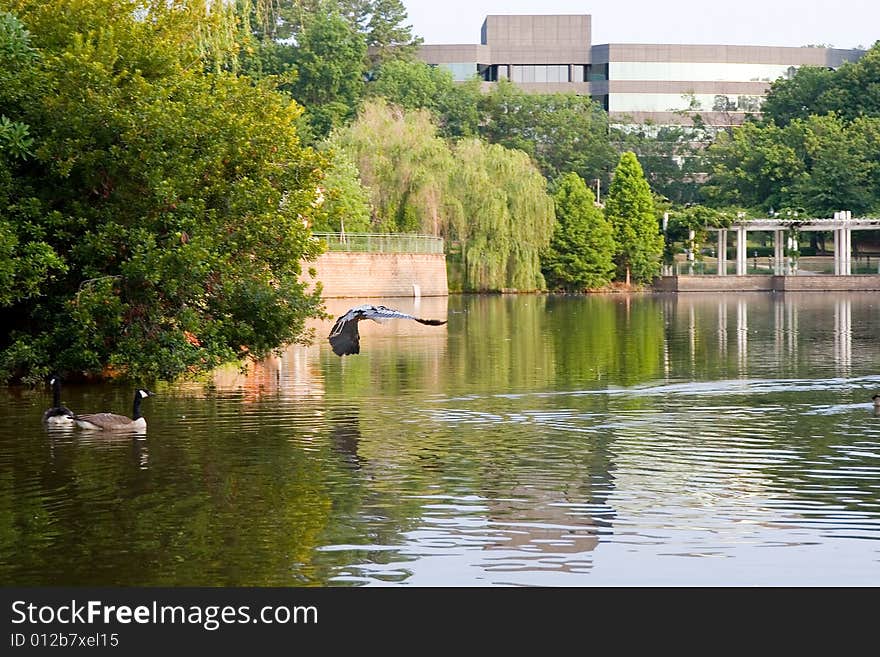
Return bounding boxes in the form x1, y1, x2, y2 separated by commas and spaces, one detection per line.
367, 59, 482, 137
286, 6, 366, 140
704, 113, 880, 215
541, 173, 615, 291
0, 0, 326, 383
329, 99, 454, 234
243, 0, 420, 82
357, 0, 422, 68
448, 139, 554, 292
604, 152, 664, 285
761, 42, 880, 126
478, 80, 618, 187
760, 66, 838, 127
613, 124, 707, 205
311, 146, 372, 233
703, 121, 806, 211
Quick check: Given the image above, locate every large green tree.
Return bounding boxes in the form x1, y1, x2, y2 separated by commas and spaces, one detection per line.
311, 145, 372, 233
604, 152, 664, 285
542, 173, 615, 291
358, 0, 422, 68
704, 113, 880, 216
287, 5, 367, 140
449, 139, 555, 292
761, 42, 880, 126
760, 66, 838, 127
0, 0, 326, 383
329, 99, 454, 235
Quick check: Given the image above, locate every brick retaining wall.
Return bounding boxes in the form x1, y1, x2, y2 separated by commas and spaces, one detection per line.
302, 252, 448, 298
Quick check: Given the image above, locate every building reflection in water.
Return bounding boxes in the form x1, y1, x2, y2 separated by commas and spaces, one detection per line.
834, 297, 852, 378
737, 297, 748, 376
477, 437, 617, 576
672, 291, 861, 377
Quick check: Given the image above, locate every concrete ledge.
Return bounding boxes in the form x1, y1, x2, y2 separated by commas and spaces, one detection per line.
302, 252, 448, 298
653, 274, 880, 292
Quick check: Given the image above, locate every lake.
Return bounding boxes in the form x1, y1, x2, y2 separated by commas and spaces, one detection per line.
2, 292, 879, 586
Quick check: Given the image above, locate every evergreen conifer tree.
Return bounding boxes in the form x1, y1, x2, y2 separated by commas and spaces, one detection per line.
542, 173, 616, 291
605, 152, 664, 285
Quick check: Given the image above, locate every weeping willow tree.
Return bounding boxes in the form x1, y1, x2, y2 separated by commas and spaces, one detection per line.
327, 101, 555, 291
449, 139, 555, 292
328, 98, 454, 235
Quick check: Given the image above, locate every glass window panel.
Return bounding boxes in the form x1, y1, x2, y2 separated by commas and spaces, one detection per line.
439, 62, 478, 81
608, 62, 799, 82
608, 93, 765, 112
589, 64, 608, 81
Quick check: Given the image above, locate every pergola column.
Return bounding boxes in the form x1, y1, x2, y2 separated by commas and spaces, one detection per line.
834, 211, 853, 276
774, 230, 784, 275
736, 226, 747, 276
833, 228, 841, 275
717, 229, 726, 276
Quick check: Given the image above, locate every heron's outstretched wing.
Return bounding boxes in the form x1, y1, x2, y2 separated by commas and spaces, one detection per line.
328, 304, 447, 356
359, 304, 446, 325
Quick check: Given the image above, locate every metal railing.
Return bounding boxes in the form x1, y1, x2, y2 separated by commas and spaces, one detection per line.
666, 255, 880, 276
311, 232, 445, 254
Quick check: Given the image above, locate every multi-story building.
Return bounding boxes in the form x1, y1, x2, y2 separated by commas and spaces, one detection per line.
417, 14, 865, 126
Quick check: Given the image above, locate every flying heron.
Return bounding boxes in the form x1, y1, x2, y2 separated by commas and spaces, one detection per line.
328, 304, 447, 356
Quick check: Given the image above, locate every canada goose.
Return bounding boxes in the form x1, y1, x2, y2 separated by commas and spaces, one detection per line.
328, 304, 447, 356
43, 375, 74, 425
73, 388, 155, 431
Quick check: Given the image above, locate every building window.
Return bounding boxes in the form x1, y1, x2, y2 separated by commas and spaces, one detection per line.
481, 65, 509, 81
713, 95, 737, 112
607, 92, 765, 113
437, 62, 478, 81
608, 61, 800, 83
589, 63, 609, 81
510, 65, 571, 83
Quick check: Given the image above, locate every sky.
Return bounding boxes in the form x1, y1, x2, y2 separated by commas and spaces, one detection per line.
402, 0, 878, 50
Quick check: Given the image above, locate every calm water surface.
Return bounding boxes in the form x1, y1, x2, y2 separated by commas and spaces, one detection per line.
2, 292, 880, 586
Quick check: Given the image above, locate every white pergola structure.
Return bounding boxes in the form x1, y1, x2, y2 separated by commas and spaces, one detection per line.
709, 213, 880, 276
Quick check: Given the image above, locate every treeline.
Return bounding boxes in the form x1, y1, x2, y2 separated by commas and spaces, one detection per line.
1, 0, 879, 383
703, 45, 880, 217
